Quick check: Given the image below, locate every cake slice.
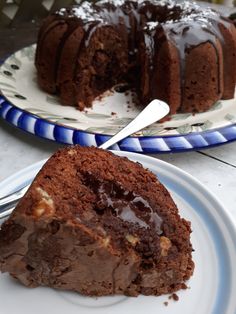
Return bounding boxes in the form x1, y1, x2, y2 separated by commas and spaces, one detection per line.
0, 146, 194, 296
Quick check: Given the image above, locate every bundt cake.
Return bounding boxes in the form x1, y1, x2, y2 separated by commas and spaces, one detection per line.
0, 146, 194, 296
35, 0, 236, 115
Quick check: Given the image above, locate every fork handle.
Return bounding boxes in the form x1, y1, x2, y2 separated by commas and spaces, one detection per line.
0, 185, 30, 207
0, 99, 169, 218
0, 205, 15, 220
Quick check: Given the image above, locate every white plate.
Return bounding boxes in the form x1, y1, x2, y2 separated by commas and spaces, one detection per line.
0, 152, 236, 314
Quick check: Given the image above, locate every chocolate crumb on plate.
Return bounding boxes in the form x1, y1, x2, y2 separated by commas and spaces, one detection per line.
169, 293, 179, 301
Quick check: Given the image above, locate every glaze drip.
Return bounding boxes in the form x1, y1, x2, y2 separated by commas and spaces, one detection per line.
36, 0, 236, 113
83, 172, 163, 234
55, 1, 225, 79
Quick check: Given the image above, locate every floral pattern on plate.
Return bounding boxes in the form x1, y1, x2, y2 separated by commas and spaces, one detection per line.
0, 45, 236, 152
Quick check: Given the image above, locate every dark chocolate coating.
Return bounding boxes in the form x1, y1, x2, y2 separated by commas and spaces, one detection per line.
35, 0, 236, 113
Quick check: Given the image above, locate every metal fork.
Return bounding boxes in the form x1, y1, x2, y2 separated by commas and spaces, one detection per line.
0, 99, 169, 219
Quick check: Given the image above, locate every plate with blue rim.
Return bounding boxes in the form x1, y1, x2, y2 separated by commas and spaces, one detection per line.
0, 151, 236, 314
0, 44, 236, 153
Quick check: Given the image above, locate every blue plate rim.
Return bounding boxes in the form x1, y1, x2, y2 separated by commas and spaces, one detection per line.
1, 45, 236, 154
1, 94, 236, 153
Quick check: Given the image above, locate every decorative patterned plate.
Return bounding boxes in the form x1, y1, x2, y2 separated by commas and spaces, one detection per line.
0, 45, 236, 153
0, 152, 236, 314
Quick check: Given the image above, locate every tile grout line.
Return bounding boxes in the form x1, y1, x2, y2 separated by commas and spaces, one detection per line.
196, 151, 236, 169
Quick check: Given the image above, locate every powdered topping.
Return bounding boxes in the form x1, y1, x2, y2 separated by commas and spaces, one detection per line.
145, 21, 159, 31
103, 0, 174, 5
141, 1, 218, 28
143, 0, 176, 9
164, 5, 218, 25
57, 0, 218, 27
57, 8, 66, 15
56, 2, 103, 22
98, 0, 126, 6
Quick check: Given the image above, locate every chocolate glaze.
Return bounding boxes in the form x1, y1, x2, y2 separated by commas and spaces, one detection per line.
143, 29, 155, 72
163, 21, 219, 98
36, 0, 236, 111
35, 19, 65, 65
53, 21, 81, 92
143, 9, 235, 106
0, 145, 195, 296
54, 0, 227, 103
57, 1, 206, 59
84, 172, 163, 235
72, 21, 98, 87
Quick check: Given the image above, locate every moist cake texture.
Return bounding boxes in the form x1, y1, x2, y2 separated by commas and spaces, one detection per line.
0, 146, 194, 296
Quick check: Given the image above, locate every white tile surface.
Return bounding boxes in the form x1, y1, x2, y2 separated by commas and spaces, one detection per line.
196, 142, 236, 167
156, 151, 236, 221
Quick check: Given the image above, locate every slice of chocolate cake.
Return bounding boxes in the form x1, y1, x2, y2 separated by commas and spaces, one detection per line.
0, 146, 194, 296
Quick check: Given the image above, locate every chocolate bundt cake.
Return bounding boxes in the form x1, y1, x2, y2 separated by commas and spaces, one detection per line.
35, 0, 236, 115
0, 146, 194, 296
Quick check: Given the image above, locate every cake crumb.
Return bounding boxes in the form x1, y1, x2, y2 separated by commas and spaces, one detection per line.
68, 150, 76, 156
126, 234, 139, 245
111, 111, 116, 116
160, 236, 171, 256
181, 283, 188, 290
164, 301, 168, 306
169, 293, 179, 301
